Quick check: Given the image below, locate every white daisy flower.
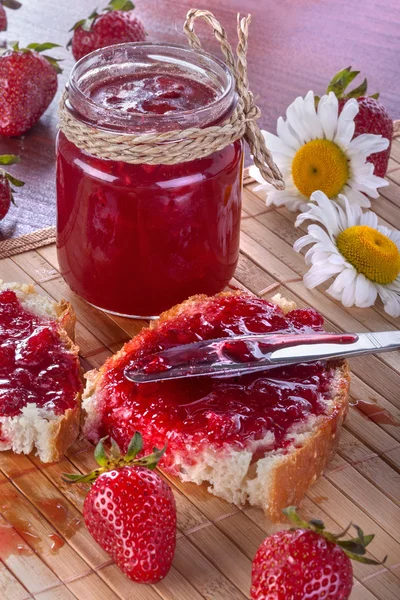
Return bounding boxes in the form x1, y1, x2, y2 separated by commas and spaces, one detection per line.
293, 190, 400, 317
250, 91, 389, 211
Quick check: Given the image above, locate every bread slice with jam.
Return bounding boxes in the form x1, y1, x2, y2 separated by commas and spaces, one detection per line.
0, 281, 82, 462
82, 291, 350, 521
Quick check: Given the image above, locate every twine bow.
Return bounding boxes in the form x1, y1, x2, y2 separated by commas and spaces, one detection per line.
58, 8, 284, 189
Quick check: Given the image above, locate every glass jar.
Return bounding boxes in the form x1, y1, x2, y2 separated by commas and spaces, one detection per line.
56, 43, 243, 318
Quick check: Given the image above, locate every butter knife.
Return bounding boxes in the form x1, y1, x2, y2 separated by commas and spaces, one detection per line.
124, 331, 400, 383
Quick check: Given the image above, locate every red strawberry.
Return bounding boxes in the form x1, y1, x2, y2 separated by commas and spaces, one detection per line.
0, 6, 6, 31
0, 42, 62, 137
63, 433, 176, 584
251, 507, 385, 600
0, 154, 24, 220
69, 0, 146, 62
0, 1, 21, 32
326, 67, 393, 177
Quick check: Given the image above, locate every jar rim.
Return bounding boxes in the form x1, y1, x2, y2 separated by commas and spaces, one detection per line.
67, 41, 237, 133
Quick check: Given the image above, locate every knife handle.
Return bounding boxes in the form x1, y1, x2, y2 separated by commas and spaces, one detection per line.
269, 331, 400, 364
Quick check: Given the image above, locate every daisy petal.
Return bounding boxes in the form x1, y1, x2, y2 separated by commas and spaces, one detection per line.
276, 117, 302, 151
378, 286, 400, 317
354, 273, 377, 307
303, 263, 343, 288
334, 98, 358, 146
341, 279, 357, 307
317, 92, 338, 141
347, 134, 389, 158
264, 131, 296, 159
360, 210, 379, 229
326, 268, 357, 296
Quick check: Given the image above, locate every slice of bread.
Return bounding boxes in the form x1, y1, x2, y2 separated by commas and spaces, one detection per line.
82, 291, 350, 521
0, 281, 82, 462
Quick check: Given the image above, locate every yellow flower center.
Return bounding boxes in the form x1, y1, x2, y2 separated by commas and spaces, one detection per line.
291, 139, 349, 198
337, 225, 400, 284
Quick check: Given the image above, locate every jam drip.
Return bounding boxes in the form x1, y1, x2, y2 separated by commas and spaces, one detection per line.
98, 294, 337, 466
0, 290, 81, 417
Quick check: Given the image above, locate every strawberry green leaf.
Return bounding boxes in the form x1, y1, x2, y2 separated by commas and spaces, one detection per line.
107, 0, 135, 11
26, 42, 61, 52
62, 433, 167, 486
134, 445, 166, 470
362, 534, 375, 548
110, 437, 121, 460
338, 539, 368, 555
345, 77, 368, 99
344, 550, 387, 565
308, 519, 325, 531
5, 173, 24, 187
69, 18, 89, 33
282, 506, 310, 530
0, 154, 20, 166
61, 472, 88, 482
42, 54, 63, 74
2, 0, 22, 9
69, 9, 99, 37
326, 67, 360, 98
126, 431, 143, 460
94, 436, 109, 467
370, 92, 380, 100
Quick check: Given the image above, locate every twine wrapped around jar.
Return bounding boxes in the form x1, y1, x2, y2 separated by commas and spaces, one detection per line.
59, 8, 284, 190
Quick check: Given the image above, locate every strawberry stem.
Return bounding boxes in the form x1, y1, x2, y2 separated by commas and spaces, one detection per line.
62, 432, 167, 485
283, 506, 386, 566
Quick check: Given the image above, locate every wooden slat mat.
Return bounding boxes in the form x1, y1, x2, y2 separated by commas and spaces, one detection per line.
1, 157, 400, 600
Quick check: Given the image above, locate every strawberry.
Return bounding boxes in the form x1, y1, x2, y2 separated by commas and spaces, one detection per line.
68, 0, 146, 62
325, 66, 393, 177
0, 154, 24, 220
251, 507, 385, 600
0, 0, 21, 32
63, 433, 176, 584
0, 42, 62, 137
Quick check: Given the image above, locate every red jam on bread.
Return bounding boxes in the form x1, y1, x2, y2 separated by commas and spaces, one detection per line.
86, 293, 341, 471
0, 290, 81, 418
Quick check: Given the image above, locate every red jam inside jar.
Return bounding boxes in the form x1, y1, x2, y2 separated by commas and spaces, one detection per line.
93, 294, 339, 470
57, 43, 243, 318
0, 290, 81, 418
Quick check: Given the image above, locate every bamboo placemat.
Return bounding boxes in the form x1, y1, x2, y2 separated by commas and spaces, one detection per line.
1, 152, 400, 599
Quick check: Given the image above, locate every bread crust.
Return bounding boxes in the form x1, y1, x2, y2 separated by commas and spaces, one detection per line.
266, 362, 350, 521
83, 291, 350, 520
0, 282, 82, 462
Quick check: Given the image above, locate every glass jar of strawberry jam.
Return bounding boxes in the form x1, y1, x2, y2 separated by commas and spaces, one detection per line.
56, 43, 243, 318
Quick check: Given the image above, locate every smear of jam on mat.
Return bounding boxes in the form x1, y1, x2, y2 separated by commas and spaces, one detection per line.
0, 290, 81, 417
48, 533, 65, 553
37, 498, 82, 540
98, 294, 340, 470
353, 399, 400, 426
0, 503, 39, 558
0, 497, 82, 558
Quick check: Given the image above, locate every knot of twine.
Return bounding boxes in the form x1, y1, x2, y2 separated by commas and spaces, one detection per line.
58, 8, 284, 189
